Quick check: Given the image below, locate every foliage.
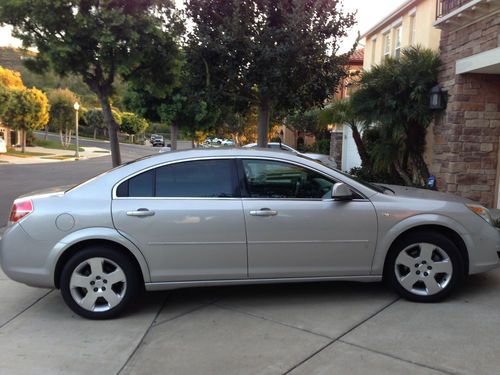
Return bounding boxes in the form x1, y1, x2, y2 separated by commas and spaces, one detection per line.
2, 86, 49, 152
286, 109, 327, 140
0, 0, 182, 166
120, 112, 149, 135
47, 88, 78, 148
0, 65, 24, 88
351, 46, 442, 185
185, 0, 356, 146
82, 108, 122, 139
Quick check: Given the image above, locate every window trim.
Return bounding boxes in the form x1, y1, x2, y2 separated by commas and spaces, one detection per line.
112, 156, 369, 201
113, 157, 241, 200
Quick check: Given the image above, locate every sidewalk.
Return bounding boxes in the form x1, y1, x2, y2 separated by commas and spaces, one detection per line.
0, 145, 110, 164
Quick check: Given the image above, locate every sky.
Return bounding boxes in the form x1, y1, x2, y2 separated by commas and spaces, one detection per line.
0, 0, 408, 52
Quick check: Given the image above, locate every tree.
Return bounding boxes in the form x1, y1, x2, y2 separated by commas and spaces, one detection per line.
351, 46, 441, 185
0, 66, 24, 89
326, 99, 371, 170
82, 108, 122, 139
120, 112, 149, 137
0, 0, 181, 166
2, 87, 49, 152
186, 0, 356, 147
47, 88, 78, 148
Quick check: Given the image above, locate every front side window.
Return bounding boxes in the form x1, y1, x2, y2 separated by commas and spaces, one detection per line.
116, 159, 238, 198
242, 159, 335, 199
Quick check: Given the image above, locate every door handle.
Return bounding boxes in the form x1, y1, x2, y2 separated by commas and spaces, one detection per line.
249, 208, 278, 217
126, 208, 155, 217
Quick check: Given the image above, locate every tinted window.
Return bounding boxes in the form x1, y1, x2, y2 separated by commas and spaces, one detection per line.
242, 159, 335, 199
117, 159, 238, 198
128, 169, 154, 197
156, 160, 237, 197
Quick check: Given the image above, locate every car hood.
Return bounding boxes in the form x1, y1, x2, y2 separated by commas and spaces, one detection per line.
379, 184, 473, 204
18, 185, 75, 199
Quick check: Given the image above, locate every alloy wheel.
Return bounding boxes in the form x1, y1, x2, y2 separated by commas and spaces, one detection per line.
69, 257, 127, 312
394, 242, 453, 296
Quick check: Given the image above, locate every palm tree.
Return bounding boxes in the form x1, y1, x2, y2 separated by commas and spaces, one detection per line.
324, 98, 371, 170
351, 46, 441, 185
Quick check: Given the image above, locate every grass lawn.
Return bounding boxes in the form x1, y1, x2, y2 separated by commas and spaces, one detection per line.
5, 149, 53, 158
93, 150, 110, 153
40, 155, 76, 160
34, 139, 84, 152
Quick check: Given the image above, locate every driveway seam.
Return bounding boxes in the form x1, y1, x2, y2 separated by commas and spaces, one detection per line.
0, 289, 53, 330
116, 296, 169, 375
214, 302, 334, 340
282, 297, 400, 374
152, 299, 218, 328
338, 340, 455, 375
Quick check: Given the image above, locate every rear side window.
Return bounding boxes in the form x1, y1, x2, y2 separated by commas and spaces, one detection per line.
116, 159, 239, 198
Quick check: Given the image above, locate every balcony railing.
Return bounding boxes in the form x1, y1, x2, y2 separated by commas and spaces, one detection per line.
436, 0, 471, 18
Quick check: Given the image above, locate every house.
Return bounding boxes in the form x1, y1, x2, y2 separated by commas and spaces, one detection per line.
361, 0, 442, 167
329, 48, 364, 171
432, 0, 500, 207
0, 123, 12, 147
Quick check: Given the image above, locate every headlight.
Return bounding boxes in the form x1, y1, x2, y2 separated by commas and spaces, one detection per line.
466, 203, 493, 225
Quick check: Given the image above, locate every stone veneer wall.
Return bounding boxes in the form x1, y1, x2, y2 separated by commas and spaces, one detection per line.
329, 131, 343, 169
432, 13, 500, 207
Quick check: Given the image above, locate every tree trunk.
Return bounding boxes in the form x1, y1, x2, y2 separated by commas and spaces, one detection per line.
412, 153, 430, 184
99, 96, 121, 166
93, 127, 97, 140
257, 99, 270, 147
21, 129, 26, 153
170, 123, 178, 151
59, 129, 64, 147
394, 163, 412, 186
350, 124, 371, 170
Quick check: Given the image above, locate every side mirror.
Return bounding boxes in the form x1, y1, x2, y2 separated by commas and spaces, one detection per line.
331, 182, 353, 201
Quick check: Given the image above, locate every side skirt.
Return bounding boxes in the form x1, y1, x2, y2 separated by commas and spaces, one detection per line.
145, 275, 382, 291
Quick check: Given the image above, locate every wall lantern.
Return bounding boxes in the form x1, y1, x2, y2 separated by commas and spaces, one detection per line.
429, 85, 445, 110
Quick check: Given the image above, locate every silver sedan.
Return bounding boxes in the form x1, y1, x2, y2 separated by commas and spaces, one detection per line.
1, 149, 499, 319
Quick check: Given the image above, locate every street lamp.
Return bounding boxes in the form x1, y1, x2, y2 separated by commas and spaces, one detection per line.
73, 102, 80, 159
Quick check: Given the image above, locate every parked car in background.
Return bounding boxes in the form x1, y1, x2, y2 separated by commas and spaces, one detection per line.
0, 138, 6, 153
151, 135, 165, 147
1, 148, 499, 319
221, 139, 235, 146
243, 142, 337, 168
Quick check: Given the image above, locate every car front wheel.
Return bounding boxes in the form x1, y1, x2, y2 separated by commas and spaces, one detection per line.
386, 232, 465, 302
60, 246, 141, 319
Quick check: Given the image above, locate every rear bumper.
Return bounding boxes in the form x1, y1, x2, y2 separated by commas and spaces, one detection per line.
0, 224, 55, 288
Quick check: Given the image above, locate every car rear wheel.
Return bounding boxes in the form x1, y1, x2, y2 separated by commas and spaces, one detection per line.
60, 246, 142, 319
386, 232, 464, 302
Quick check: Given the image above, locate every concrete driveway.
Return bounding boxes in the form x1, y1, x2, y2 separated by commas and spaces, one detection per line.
0, 265, 499, 374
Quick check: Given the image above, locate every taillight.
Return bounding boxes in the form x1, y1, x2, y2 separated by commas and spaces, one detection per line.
9, 199, 33, 224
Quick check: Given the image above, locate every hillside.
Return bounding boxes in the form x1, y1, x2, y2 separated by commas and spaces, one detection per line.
0, 47, 127, 109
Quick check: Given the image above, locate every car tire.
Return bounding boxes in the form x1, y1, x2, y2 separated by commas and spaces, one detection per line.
60, 245, 142, 319
385, 231, 465, 302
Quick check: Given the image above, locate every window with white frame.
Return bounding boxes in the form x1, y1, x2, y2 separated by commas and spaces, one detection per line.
371, 38, 377, 64
409, 15, 416, 45
394, 26, 402, 59
383, 32, 391, 59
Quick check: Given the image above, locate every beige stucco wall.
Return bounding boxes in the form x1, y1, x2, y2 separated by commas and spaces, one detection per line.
363, 0, 441, 70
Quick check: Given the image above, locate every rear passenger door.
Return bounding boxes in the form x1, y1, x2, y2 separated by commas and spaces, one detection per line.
112, 158, 248, 282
